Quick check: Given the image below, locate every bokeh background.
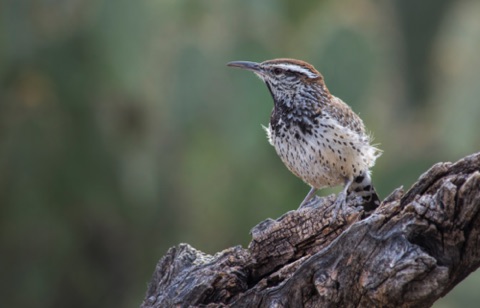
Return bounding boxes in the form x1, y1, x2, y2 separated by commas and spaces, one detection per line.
1, 0, 479, 307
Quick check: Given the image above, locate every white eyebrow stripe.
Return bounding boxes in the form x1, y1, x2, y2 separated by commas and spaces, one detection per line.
272, 63, 318, 78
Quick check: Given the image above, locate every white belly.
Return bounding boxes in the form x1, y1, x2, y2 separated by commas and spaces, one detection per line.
266, 118, 380, 189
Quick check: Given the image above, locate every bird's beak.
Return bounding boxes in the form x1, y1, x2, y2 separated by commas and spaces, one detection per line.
227, 61, 262, 74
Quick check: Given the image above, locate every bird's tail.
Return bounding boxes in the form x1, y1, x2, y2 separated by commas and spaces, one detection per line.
348, 172, 381, 213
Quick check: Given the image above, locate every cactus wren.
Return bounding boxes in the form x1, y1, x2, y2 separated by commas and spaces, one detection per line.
227, 58, 382, 218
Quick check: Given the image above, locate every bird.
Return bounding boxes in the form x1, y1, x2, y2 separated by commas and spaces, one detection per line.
227, 58, 382, 219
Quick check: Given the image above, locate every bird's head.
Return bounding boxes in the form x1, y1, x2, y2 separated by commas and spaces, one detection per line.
227, 58, 329, 108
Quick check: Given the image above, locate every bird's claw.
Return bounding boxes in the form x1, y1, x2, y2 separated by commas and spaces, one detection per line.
330, 191, 347, 222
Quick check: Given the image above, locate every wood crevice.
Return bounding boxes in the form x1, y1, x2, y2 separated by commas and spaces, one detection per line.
142, 152, 480, 308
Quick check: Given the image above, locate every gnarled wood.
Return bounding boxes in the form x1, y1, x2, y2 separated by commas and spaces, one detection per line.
142, 152, 480, 308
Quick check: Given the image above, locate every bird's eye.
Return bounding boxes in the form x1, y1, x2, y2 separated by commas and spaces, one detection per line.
272, 68, 282, 75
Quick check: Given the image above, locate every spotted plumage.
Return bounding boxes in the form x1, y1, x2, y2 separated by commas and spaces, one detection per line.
227, 58, 382, 217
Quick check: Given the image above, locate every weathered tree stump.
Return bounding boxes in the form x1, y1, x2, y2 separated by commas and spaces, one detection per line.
142, 152, 480, 307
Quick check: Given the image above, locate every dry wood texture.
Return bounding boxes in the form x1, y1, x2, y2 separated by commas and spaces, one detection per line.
142, 152, 480, 308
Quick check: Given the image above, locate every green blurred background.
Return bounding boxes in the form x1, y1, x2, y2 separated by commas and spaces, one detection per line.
1, 0, 479, 307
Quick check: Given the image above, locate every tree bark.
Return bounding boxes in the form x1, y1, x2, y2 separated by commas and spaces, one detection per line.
141, 152, 480, 308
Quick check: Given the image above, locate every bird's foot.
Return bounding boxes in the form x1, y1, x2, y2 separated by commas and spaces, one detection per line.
331, 191, 347, 222
297, 187, 318, 210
